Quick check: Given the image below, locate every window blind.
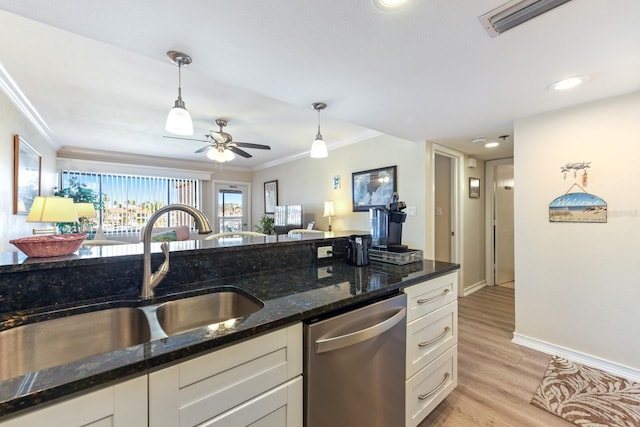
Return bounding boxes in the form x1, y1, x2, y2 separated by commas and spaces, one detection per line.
58, 170, 200, 238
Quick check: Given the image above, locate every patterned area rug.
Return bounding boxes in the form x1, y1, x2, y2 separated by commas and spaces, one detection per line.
531, 356, 640, 427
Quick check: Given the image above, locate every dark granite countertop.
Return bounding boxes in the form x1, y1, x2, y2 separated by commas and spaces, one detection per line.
0, 235, 459, 418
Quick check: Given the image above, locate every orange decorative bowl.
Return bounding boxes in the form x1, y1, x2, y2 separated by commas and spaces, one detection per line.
10, 233, 86, 258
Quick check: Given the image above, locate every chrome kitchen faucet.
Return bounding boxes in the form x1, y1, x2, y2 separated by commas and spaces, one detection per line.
141, 204, 212, 299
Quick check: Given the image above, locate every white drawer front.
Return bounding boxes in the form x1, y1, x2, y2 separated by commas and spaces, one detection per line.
406, 302, 457, 378
201, 376, 302, 427
404, 272, 458, 322
405, 345, 458, 427
149, 323, 302, 427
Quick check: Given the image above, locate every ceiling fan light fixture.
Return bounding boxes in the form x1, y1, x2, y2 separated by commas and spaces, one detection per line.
165, 50, 193, 136
207, 148, 235, 163
310, 102, 328, 159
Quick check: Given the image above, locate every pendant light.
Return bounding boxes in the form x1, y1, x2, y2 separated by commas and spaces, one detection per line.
165, 50, 194, 136
310, 102, 328, 158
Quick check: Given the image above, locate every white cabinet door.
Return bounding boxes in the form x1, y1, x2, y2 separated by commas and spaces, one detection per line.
0, 375, 147, 427
149, 323, 302, 427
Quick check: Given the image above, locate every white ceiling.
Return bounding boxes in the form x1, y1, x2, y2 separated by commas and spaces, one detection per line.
0, 1, 638, 170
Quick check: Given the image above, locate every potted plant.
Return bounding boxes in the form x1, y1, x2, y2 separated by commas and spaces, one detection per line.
255, 215, 275, 235
53, 177, 101, 234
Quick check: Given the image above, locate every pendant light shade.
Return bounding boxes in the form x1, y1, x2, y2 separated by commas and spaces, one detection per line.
310, 102, 328, 158
165, 51, 193, 136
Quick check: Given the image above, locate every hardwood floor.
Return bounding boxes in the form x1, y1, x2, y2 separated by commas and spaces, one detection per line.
418, 285, 571, 426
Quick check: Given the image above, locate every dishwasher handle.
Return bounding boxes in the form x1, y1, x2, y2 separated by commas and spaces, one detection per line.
315, 306, 406, 354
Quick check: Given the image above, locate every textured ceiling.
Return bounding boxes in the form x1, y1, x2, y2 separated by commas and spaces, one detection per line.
0, 1, 638, 169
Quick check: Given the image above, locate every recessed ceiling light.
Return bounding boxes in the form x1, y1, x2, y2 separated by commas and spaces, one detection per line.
548, 75, 587, 91
485, 141, 500, 148
374, 0, 410, 9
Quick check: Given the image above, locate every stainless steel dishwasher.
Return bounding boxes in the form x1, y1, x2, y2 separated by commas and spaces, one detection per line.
304, 293, 407, 427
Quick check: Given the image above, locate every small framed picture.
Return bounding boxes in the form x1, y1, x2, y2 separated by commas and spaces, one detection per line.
333, 175, 341, 190
469, 177, 480, 198
264, 180, 278, 214
14, 135, 42, 214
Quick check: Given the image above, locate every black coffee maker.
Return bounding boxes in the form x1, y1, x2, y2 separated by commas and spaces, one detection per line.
370, 192, 408, 252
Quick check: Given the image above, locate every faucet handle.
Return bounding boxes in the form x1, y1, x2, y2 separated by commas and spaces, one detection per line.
149, 242, 170, 292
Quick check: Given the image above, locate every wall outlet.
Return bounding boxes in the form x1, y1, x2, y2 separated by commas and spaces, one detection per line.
317, 267, 333, 279
407, 206, 417, 216
317, 246, 333, 259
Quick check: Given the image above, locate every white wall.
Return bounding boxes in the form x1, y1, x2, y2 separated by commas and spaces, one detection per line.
0, 90, 57, 253
514, 91, 640, 371
252, 134, 427, 251
462, 155, 486, 291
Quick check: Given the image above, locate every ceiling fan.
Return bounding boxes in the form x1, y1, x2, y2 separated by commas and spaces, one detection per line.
164, 119, 271, 162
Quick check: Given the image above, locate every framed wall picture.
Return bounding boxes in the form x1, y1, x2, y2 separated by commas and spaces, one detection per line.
264, 180, 278, 214
469, 177, 480, 198
352, 165, 397, 211
13, 135, 41, 215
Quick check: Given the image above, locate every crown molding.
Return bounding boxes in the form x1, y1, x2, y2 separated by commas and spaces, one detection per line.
0, 62, 57, 148
253, 128, 383, 171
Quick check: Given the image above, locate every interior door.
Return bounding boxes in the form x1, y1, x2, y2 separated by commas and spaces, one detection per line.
494, 164, 514, 285
213, 182, 249, 233
434, 154, 452, 262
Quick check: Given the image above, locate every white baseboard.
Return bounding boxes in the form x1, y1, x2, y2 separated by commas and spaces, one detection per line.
512, 333, 640, 383
463, 280, 486, 297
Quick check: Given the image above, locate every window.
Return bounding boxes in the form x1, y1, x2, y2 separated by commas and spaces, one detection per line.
218, 189, 244, 232
58, 170, 200, 237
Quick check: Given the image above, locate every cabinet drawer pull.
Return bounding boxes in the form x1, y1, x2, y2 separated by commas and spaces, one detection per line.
417, 288, 450, 304
418, 372, 451, 400
418, 326, 451, 347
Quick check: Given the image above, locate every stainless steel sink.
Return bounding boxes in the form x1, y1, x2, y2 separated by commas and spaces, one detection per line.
0, 307, 151, 381
0, 288, 264, 381
156, 290, 264, 336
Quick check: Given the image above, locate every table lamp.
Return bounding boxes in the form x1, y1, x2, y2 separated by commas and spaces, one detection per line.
74, 202, 97, 233
323, 201, 335, 231
27, 196, 78, 234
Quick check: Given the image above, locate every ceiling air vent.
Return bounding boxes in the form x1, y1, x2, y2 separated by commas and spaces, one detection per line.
478, 0, 572, 37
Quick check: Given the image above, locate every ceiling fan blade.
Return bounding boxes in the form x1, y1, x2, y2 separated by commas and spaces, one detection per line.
234, 142, 271, 150
229, 147, 253, 158
194, 145, 212, 154
163, 136, 208, 143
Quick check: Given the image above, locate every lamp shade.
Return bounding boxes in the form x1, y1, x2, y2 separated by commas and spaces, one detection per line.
27, 197, 78, 223
165, 106, 193, 136
310, 137, 328, 158
323, 201, 335, 218
75, 202, 97, 218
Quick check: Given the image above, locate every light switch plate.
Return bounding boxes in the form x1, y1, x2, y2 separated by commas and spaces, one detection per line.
317, 246, 333, 259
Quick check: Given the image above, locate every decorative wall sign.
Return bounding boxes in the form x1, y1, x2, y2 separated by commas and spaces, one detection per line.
549, 184, 607, 223
333, 175, 341, 190
561, 161, 590, 186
